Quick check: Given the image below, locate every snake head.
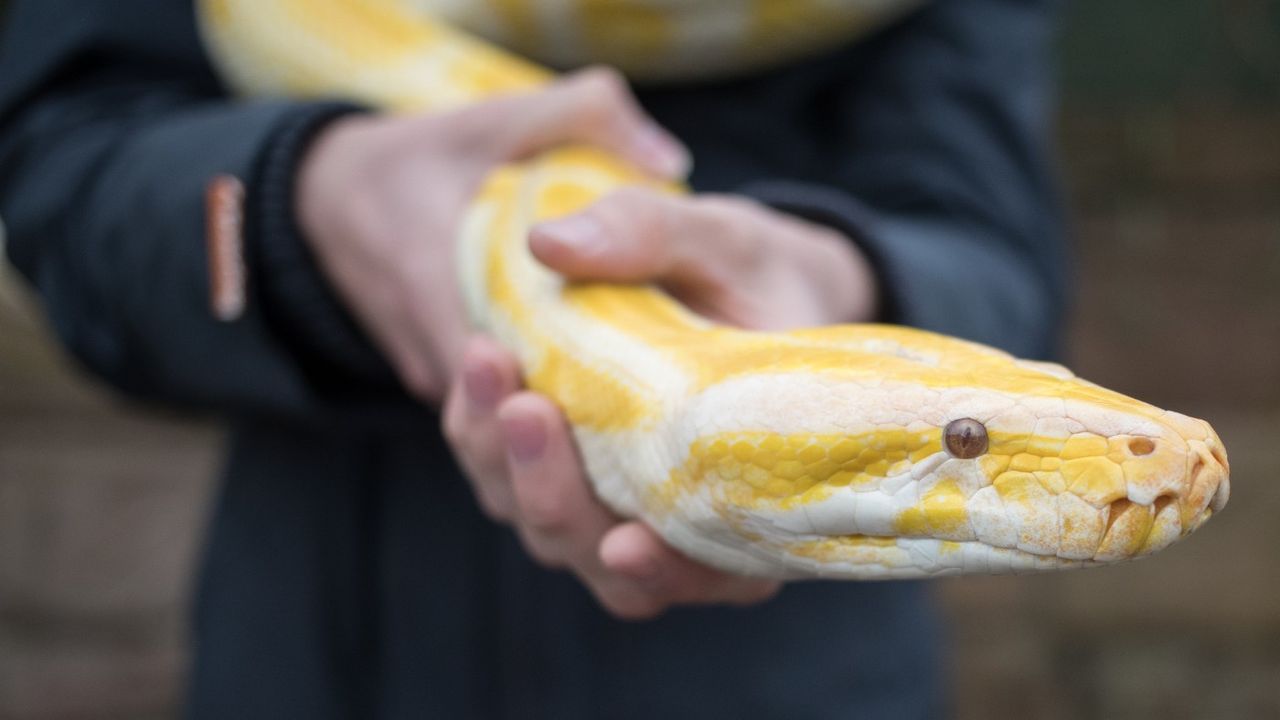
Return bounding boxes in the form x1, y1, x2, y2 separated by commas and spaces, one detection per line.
951, 386, 1230, 565
649, 334, 1230, 579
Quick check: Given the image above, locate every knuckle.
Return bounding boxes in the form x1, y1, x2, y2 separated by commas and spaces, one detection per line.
608, 185, 656, 207
572, 67, 632, 124
521, 494, 572, 534
694, 194, 769, 235
730, 582, 781, 606
404, 374, 437, 402
440, 400, 466, 446
579, 94, 615, 129
603, 594, 664, 622
692, 195, 767, 264
696, 192, 758, 218
581, 66, 628, 101
517, 530, 565, 570
393, 356, 438, 402
593, 188, 657, 231
475, 489, 514, 523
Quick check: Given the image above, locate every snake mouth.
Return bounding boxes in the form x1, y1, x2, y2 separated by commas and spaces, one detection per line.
779, 533, 1098, 579
777, 445, 1230, 573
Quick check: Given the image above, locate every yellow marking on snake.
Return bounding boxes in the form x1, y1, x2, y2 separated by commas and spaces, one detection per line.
483, 167, 659, 431
197, 0, 1230, 579
786, 536, 898, 565
662, 429, 943, 511
895, 478, 969, 537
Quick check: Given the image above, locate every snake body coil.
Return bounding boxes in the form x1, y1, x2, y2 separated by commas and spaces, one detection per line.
198, 0, 1229, 579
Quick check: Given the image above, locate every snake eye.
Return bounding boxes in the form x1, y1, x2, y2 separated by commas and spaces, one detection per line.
944, 418, 988, 459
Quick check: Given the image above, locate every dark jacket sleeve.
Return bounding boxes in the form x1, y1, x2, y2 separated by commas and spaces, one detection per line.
0, 0, 393, 417
739, 0, 1067, 360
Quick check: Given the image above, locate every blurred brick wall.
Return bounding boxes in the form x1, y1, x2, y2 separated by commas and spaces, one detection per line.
0, 258, 220, 718
0, 3, 216, 716
1, 1, 1278, 718
940, 3, 1280, 718
941, 105, 1280, 720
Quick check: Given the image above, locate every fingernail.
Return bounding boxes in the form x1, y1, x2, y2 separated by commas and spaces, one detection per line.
633, 127, 691, 179
601, 527, 661, 583
463, 360, 501, 410
504, 414, 546, 463
536, 215, 604, 256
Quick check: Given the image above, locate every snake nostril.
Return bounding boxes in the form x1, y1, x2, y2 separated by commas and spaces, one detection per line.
1128, 437, 1156, 456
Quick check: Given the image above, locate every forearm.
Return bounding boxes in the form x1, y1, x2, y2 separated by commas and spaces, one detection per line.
0, 70, 391, 413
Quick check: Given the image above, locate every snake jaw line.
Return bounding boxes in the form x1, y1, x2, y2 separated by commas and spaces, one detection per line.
642, 372, 1229, 578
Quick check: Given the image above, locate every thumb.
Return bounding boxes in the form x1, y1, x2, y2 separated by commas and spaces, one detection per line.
528, 188, 680, 283
472, 67, 690, 179
530, 187, 731, 290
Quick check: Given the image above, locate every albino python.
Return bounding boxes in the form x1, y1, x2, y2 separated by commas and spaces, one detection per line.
197, 0, 1229, 579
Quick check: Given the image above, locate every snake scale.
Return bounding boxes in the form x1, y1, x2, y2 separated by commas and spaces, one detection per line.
197, 0, 1229, 579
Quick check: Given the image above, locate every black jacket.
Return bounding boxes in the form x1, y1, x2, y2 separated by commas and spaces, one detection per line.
0, 1, 1064, 718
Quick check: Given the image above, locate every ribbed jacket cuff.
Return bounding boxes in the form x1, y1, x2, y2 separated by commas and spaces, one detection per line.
248, 102, 397, 388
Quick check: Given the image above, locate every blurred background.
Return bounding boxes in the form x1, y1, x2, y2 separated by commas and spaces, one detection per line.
1, 1, 1277, 718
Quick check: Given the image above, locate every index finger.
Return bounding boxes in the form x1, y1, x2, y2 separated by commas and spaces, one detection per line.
599, 521, 782, 607
459, 67, 690, 179
499, 391, 621, 568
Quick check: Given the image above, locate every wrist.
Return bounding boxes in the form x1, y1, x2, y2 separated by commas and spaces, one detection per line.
294, 113, 379, 252
248, 103, 394, 386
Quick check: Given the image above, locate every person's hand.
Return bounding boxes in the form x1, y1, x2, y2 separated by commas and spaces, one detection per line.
529, 189, 878, 329
443, 189, 879, 620
445, 337, 783, 620
295, 68, 689, 402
